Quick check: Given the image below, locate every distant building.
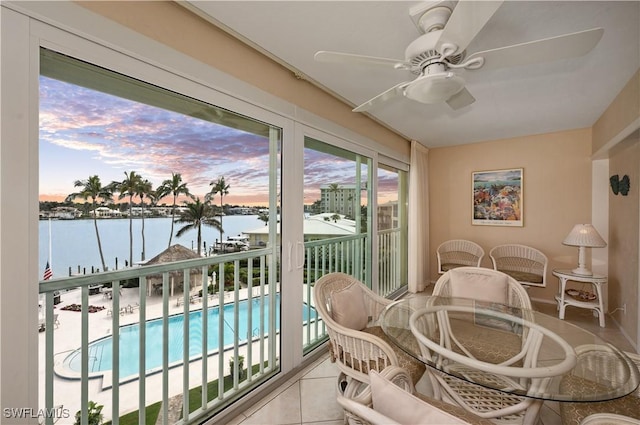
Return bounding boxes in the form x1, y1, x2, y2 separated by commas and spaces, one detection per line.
228, 207, 255, 215
378, 201, 399, 230
242, 213, 356, 247
90, 207, 122, 218
320, 184, 359, 218
151, 206, 189, 216
39, 206, 82, 220
130, 207, 152, 216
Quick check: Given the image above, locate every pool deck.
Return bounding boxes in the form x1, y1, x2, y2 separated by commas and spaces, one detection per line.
38, 284, 279, 423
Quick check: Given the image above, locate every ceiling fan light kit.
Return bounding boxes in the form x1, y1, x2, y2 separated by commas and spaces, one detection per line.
315, 0, 603, 113
404, 65, 465, 103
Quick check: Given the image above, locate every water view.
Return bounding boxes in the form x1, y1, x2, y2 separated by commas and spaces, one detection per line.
62, 295, 316, 379
39, 215, 266, 278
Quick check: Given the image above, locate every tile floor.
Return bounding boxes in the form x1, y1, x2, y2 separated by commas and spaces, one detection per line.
226, 292, 637, 425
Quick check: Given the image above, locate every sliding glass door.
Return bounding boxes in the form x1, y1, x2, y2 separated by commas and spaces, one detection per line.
377, 164, 408, 297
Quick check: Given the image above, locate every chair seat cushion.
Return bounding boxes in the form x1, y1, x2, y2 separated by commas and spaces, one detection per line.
559, 374, 640, 425
414, 392, 497, 425
363, 326, 426, 385
442, 263, 465, 272
499, 269, 543, 284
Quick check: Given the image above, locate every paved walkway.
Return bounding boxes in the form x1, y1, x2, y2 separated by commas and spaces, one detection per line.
38, 284, 272, 423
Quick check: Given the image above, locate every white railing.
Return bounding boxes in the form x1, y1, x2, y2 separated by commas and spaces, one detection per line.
39, 248, 278, 425
378, 228, 403, 297
40, 231, 404, 424
301, 230, 404, 352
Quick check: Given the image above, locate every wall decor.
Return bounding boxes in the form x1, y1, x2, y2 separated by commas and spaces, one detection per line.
472, 168, 523, 227
610, 174, 630, 196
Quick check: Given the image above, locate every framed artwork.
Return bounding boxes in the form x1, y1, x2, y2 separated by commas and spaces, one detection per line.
472, 168, 523, 227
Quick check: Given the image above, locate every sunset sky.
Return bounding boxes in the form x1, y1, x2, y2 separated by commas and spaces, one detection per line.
39, 76, 398, 206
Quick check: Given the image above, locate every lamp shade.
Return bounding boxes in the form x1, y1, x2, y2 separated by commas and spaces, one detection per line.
562, 224, 607, 248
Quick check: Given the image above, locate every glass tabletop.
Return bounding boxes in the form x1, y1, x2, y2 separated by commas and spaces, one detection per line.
381, 296, 639, 402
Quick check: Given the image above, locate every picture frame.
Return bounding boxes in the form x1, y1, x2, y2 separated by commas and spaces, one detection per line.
472, 168, 523, 227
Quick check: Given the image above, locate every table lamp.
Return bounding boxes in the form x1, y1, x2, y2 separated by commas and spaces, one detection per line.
562, 224, 606, 276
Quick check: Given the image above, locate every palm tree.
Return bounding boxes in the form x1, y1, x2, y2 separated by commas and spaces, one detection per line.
136, 179, 153, 261
157, 173, 193, 248
257, 213, 269, 226
66, 176, 113, 271
175, 198, 222, 256
207, 176, 230, 245
327, 183, 340, 213
109, 171, 143, 266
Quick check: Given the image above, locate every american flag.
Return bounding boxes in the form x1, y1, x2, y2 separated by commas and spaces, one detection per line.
43, 261, 53, 280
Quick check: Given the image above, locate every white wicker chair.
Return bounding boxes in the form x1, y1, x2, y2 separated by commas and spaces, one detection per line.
489, 244, 548, 288
437, 240, 485, 274
409, 302, 576, 425
313, 273, 425, 400
560, 346, 640, 425
336, 366, 495, 425
580, 414, 640, 425
432, 266, 533, 310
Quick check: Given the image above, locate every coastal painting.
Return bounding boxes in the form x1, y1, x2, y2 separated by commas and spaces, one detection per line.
472, 168, 523, 227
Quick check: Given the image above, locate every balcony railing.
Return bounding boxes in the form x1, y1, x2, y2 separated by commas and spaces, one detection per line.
39, 248, 279, 425
39, 230, 404, 424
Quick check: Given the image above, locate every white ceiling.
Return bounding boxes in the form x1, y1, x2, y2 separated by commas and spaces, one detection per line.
185, 1, 639, 148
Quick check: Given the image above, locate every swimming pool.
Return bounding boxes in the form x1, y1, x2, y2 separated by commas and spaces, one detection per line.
63, 295, 317, 379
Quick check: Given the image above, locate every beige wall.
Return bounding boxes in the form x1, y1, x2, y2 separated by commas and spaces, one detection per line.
593, 69, 640, 154
593, 68, 640, 348
77, 1, 409, 158
608, 136, 639, 344
429, 128, 593, 302
77, 1, 640, 343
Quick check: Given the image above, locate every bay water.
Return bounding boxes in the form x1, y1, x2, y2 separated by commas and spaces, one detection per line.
39, 215, 266, 278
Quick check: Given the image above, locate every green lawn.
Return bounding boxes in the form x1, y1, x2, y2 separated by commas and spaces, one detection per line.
104, 363, 268, 425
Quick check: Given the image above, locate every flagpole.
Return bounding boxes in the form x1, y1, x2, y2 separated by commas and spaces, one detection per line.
48, 218, 53, 269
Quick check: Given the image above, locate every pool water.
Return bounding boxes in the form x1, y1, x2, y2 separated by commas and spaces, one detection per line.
66, 295, 317, 378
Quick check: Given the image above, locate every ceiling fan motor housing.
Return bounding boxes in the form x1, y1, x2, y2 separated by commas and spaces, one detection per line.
404, 63, 465, 104
405, 30, 464, 72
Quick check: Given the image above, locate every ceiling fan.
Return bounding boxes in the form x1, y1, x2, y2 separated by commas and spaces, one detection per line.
314, 1, 603, 112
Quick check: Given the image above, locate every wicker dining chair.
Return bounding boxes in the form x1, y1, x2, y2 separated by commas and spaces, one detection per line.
580, 413, 640, 425
432, 266, 533, 310
489, 244, 548, 288
409, 302, 577, 425
313, 273, 425, 400
560, 345, 640, 425
437, 240, 485, 274
337, 366, 495, 425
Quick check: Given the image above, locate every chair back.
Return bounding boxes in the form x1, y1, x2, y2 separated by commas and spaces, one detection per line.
433, 266, 533, 310
437, 240, 485, 274
313, 273, 398, 390
410, 303, 576, 424
489, 244, 548, 288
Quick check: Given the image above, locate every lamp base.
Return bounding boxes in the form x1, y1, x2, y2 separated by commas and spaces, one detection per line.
572, 266, 593, 276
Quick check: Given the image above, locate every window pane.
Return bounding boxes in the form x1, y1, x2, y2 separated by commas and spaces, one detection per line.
39, 48, 282, 421
302, 136, 373, 353
377, 164, 408, 296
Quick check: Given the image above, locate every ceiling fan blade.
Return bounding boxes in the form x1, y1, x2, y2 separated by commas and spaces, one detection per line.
353, 81, 411, 112
467, 28, 604, 72
436, 1, 504, 56
446, 87, 475, 110
314, 51, 410, 70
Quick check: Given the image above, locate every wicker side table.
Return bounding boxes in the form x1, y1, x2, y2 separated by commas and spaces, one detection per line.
553, 269, 607, 327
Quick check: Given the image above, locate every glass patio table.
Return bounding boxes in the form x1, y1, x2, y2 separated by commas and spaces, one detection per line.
380, 296, 639, 402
